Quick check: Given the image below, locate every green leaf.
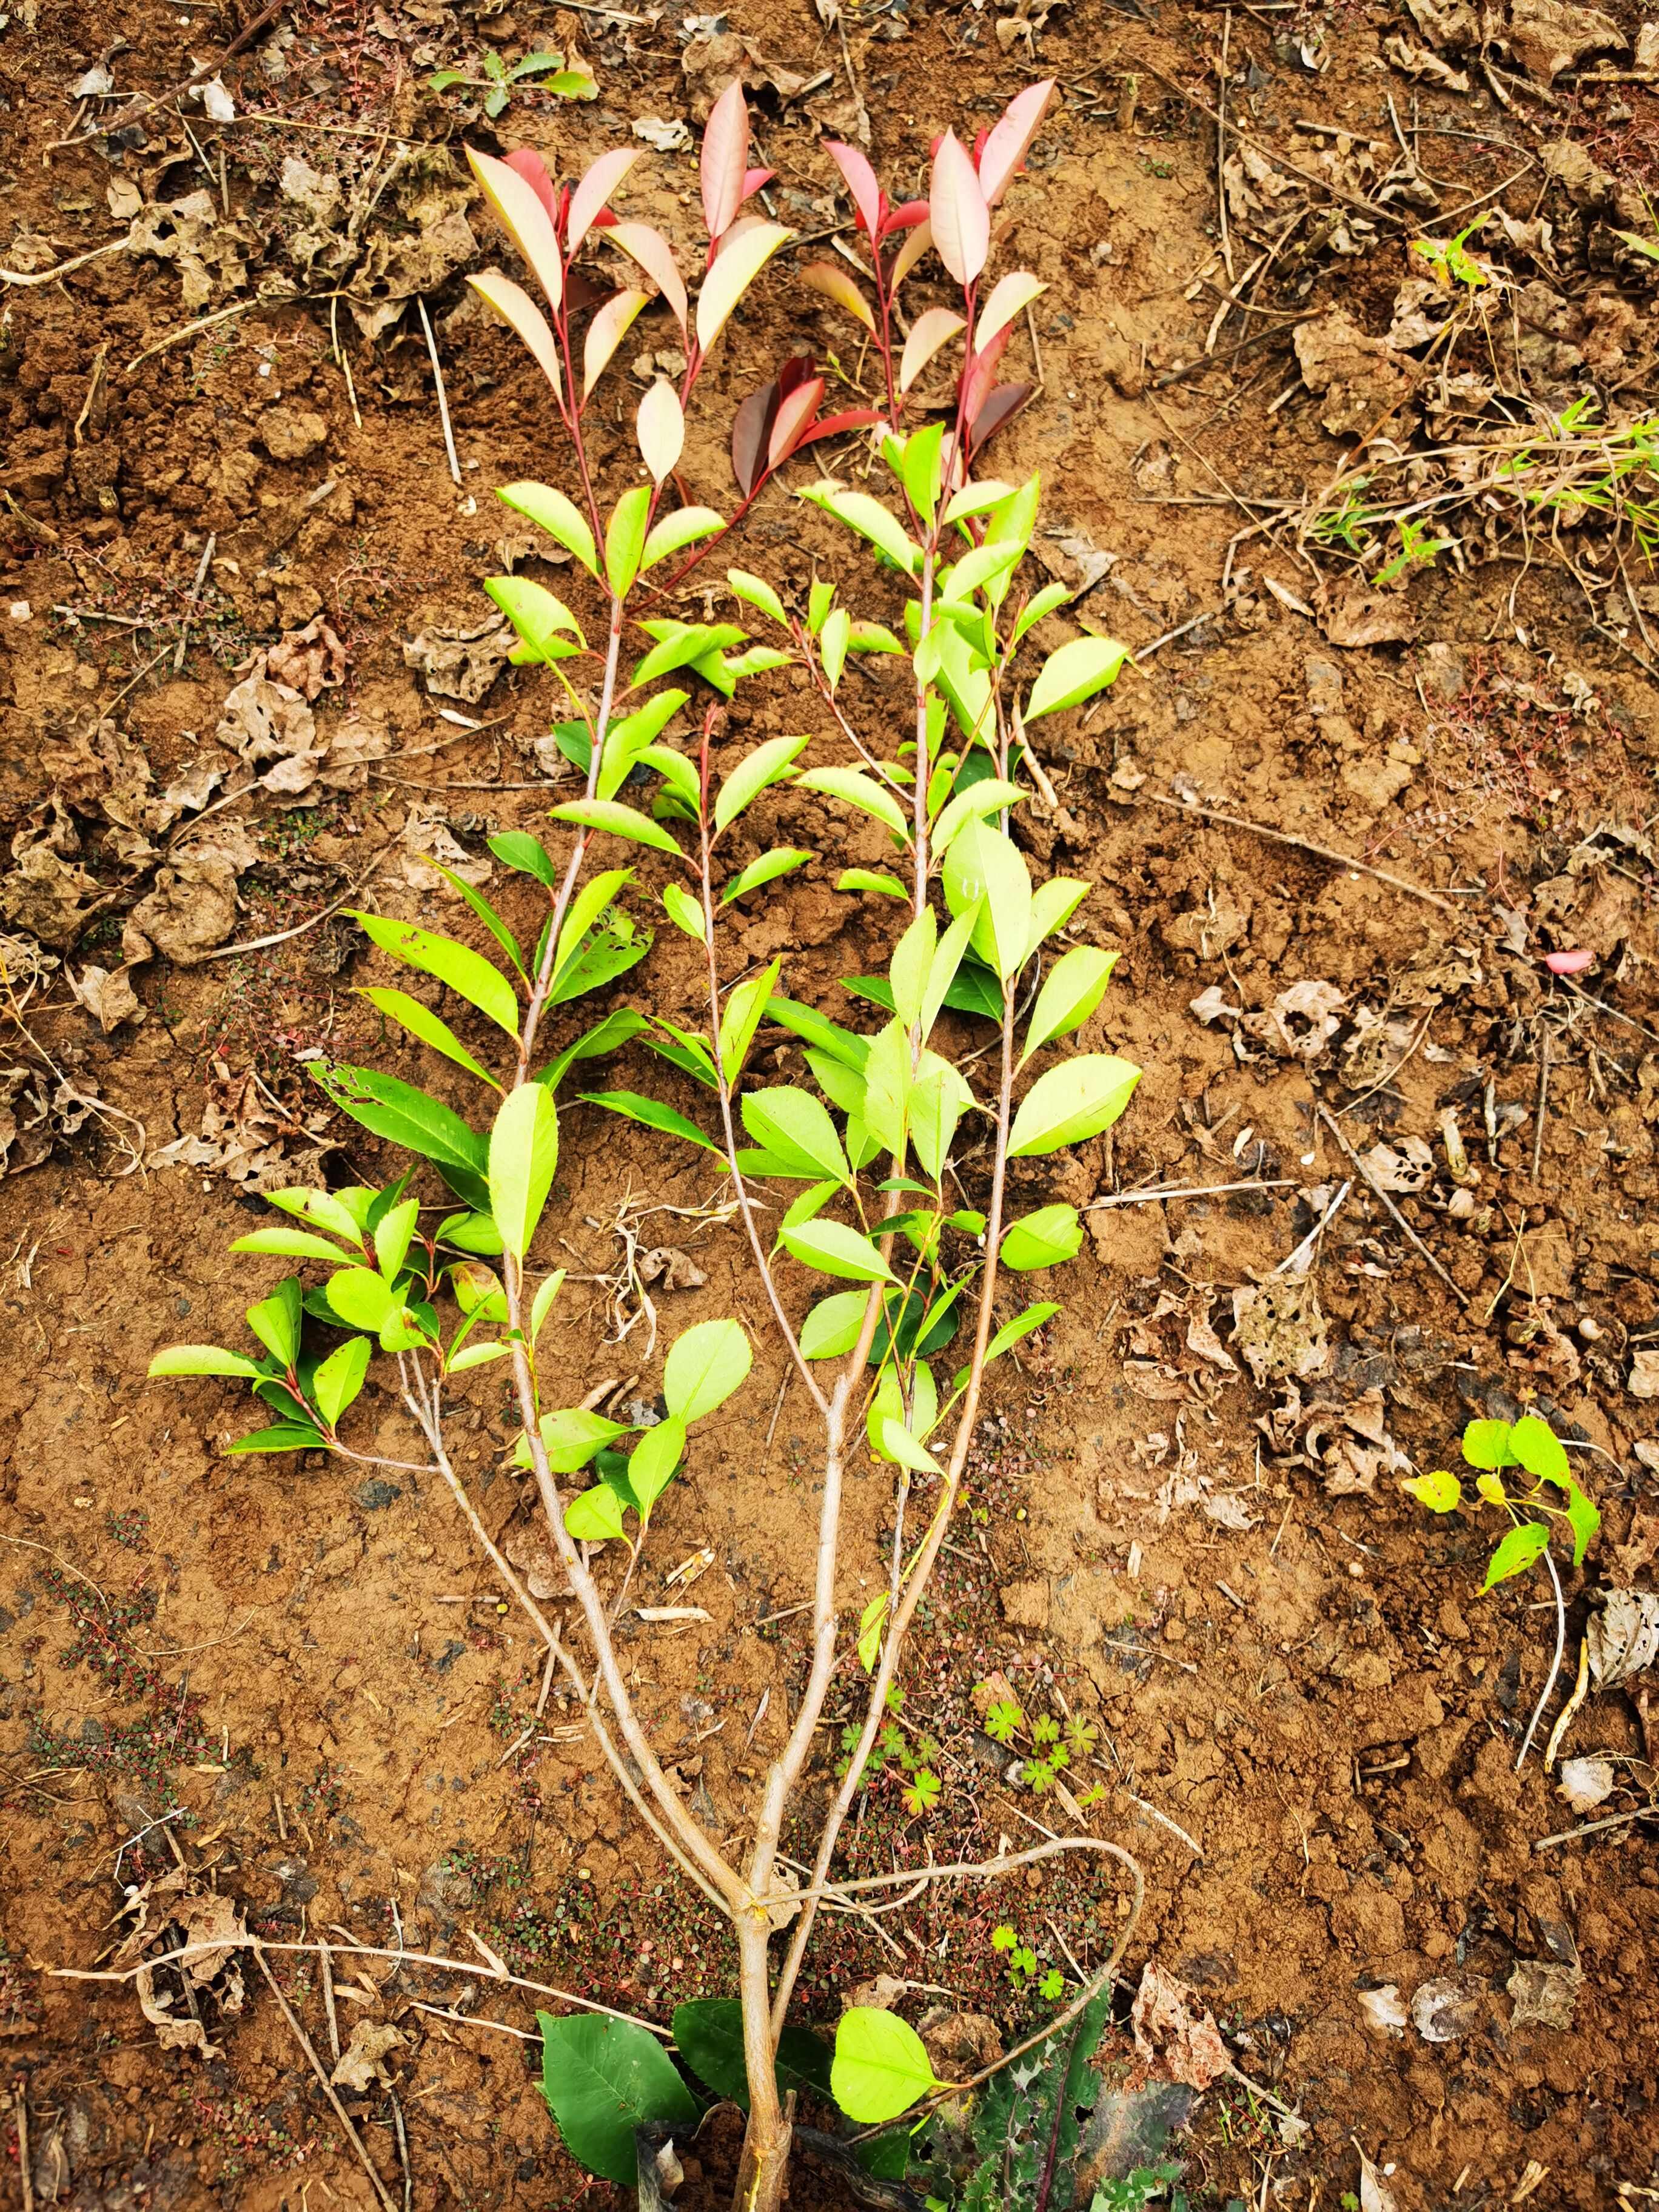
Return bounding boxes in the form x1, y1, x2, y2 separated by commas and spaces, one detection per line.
485, 574, 586, 663
351, 911, 520, 1039
1507, 1415, 1569, 1483
800, 1290, 870, 1359
1021, 947, 1118, 1065
669, 2000, 833, 2112
595, 691, 688, 803
663, 1317, 752, 1422
742, 1086, 850, 1185
539, 1007, 649, 1094
579, 1090, 722, 1153
888, 907, 936, 1031
546, 914, 651, 1008
779, 1220, 894, 1282
1461, 1419, 1516, 1471
359, 986, 503, 1090
626, 1415, 686, 1509
714, 732, 810, 834
880, 1418, 942, 1475
831, 2009, 939, 2124
1564, 1482, 1600, 1567
662, 882, 707, 940
499, 481, 600, 578
641, 1021, 719, 1091
265, 1187, 364, 1245
227, 1423, 327, 1454
1483, 1521, 1550, 1592
943, 821, 1030, 982
515, 1406, 632, 1475
149, 1344, 263, 1380
604, 482, 653, 598
801, 483, 920, 577
312, 1062, 492, 1209
313, 1338, 372, 1426
374, 1195, 420, 1279
232, 1227, 362, 1265
726, 569, 788, 626
1008, 1055, 1141, 1156
931, 778, 1022, 856
796, 765, 908, 842
1025, 876, 1091, 957
246, 1279, 303, 1367
978, 1302, 1061, 1375
566, 1484, 627, 1542
920, 900, 984, 1041
848, 619, 903, 655
1403, 1468, 1462, 1513
909, 1054, 971, 1182
552, 877, 640, 988
489, 1082, 560, 1259
548, 798, 684, 857
1000, 1204, 1082, 1271
820, 605, 851, 691
642, 505, 725, 569
722, 848, 811, 903
1025, 634, 1130, 721
488, 830, 558, 886
857, 1590, 889, 1672
838, 868, 907, 897
1012, 580, 1072, 643
447, 1341, 509, 1373
768, 995, 871, 1071
425, 864, 526, 979
530, 1268, 566, 1341
326, 1269, 399, 1333
537, 2014, 697, 2187
718, 959, 780, 1082
634, 620, 747, 686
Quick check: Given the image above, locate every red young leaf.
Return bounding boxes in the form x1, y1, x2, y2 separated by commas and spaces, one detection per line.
880, 197, 930, 236
740, 166, 776, 203
961, 323, 1010, 425
929, 131, 989, 286
792, 407, 882, 452
977, 79, 1055, 209
827, 141, 882, 238
776, 354, 817, 399
701, 79, 749, 244
766, 378, 825, 471
731, 381, 781, 498
969, 381, 1031, 455
567, 147, 640, 255
504, 147, 559, 221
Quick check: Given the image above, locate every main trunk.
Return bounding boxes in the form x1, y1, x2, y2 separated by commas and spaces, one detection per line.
731, 1919, 793, 2212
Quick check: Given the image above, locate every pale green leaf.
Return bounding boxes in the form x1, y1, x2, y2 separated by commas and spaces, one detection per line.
1025, 633, 1130, 721
489, 1082, 560, 1259
351, 911, 520, 1039
1008, 1054, 1141, 1156
149, 1344, 263, 1380
831, 2009, 938, 2124
1021, 947, 1119, 1065
663, 1318, 752, 1422
779, 1219, 893, 1282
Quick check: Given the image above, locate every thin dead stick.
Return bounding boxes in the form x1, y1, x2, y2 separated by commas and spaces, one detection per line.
175, 535, 218, 672
1131, 605, 1228, 662
252, 1948, 398, 2212
1134, 791, 1457, 913
1, 241, 125, 289
203, 852, 387, 961
1274, 1179, 1350, 1277
417, 298, 461, 487
1531, 1020, 1551, 1178
409, 1999, 538, 2042
57, 1934, 677, 2037
15, 2077, 31, 2212
1543, 1638, 1589, 1771
1316, 1103, 1470, 1307
0, 1532, 109, 1607
319, 1939, 341, 2063
1085, 1177, 1293, 1210
124, 295, 264, 374
389, 2094, 412, 2212
1515, 1543, 1566, 1773
1533, 1802, 1658, 1852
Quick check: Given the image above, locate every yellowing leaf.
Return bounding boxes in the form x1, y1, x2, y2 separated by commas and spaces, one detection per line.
695, 221, 793, 357
582, 288, 651, 400
468, 270, 564, 401
899, 306, 966, 394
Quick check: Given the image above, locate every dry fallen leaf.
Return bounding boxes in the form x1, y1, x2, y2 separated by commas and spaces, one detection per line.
1557, 1755, 1615, 1814
403, 613, 516, 703
1324, 591, 1420, 649
1231, 1276, 1330, 1387
1410, 1975, 1481, 2042
1507, 1955, 1580, 2031
1586, 1588, 1659, 1686
1358, 1985, 1408, 2036
331, 2019, 407, 2092
1629, 1349, 1659, 1399
637, 1247, 708, 1290
266, 615, 348, 700
1130, 1964, 1230, 2091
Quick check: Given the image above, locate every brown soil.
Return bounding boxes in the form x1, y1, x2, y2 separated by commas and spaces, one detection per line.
2, 2, 1658, 2210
